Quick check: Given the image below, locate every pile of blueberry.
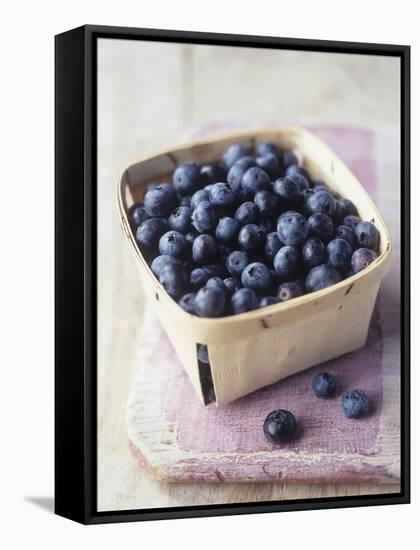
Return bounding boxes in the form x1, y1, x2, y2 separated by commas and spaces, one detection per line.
129, 141, 380, 318
263, 372, 370, 444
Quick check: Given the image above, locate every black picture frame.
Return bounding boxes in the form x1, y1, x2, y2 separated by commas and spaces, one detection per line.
55, 24, 410, 525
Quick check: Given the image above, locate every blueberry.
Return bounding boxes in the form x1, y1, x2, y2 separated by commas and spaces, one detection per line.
150, 254, 181, 277
331, 198, 344, 225
200, 163, 226, 186
208, 182, 236, 208
234, 201, 260, 225
190, 267, 209, 289
159, 230, 188, 259
336, 225, 356, 248
129, 202, 149, 227
343, 214, 361, 231
241, 262, 272, 294
191, 201, 218, 233
135, 218, 168, 252
338, 198, 358, 217
273, 246, 301, 280
227, 156, 257, 195
194, 286, 226, 317
178, 292, 196, 314
312, 372, 337, 398
226, 250, 250, 277
341, 389, 369, 418
169, 206, 192, 234
277, 281, 303, 302
206, 276, 225, 292
173, 161, 201, 196
351, 248, 378, 273
190, 189, 210, 210
192, 234, 219, 264
277, 211, 308, 246
255, 141, 280, 158
238, 224, 265, 253
159, 263, 187, 298
264, 232, 282, 263
259, 296, 278, 308
272, 177, 302, 209
326, 238, 353, 271
263, 409, 297, 444
254, 190, 278, 218
215, 216, 240, 245
256, 153, 281, 178
202, 264, 223, 278
354, 221, 379, 251
184, 228, 199, 246
179, 195, 192, 207
197, 344, 210, 364
282, 151, 298, 169
242, 167, 271, 196
286, 164, 310, 180
258, 218, 275, 234
288, 173, 310, 191
144, 182, 159, 194
223, 277, 241, 296
302, 237, 327, 268
222, 143, 248, 169
231, 288, 259, 314
305, 264, 341, 292
306, 190, 336, 217
144, 183, 177, 217
307, 213, 334, 242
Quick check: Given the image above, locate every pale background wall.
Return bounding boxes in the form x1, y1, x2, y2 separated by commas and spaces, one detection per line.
97, 39, 401, 512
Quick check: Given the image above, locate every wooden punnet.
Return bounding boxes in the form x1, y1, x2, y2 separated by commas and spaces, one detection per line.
117, 128, 392, 406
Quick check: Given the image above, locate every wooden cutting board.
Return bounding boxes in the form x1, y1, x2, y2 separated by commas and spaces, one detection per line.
127, 305, 400, 484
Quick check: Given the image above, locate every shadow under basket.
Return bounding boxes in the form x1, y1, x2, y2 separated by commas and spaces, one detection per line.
117, 127, 392, 406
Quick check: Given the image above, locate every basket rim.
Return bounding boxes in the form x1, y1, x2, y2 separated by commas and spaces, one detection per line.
116, 126, 392, 326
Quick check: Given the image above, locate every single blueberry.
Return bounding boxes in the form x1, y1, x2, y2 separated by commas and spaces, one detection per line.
256, 153, 281, 179
305, 264, 341, 292
194, 286, 226, 318
312, 372, 337, 398
277, 211, 309, 246
242, 167, 271, 196
208, 181, 236, 208
231, 288, 259, 314
159, 230, 189, 259
200, 163, 226, 186
331, 198, 344, 226
179, 195, 192, 207
263, 409, 297, 444
276, 281, 303, 302
259, 296, 279, 308
173, 161, 201, 196
192, 234, 219, 264
302, 237, 327, 269
206, 277, 226, 292
274, 246, 301, 280
135, 218, 168, 252
341, 389, 369, 418
282, 151, 298, 169
255, 141, 280, 158
351, 248, 378, 273
336, 225, 356, 248
168, 206, 192, 234
226, 250, 250, 277
223, 277, 241, 296
343, 214, 362, 231
215, 216, 240, 245
264, 232, 282, 264
191, 201, 218, 233
241, 262, 272, 294
222, 143, 248, 169
144, 182, 159, 194
150, 254, 181, 277
272, 177, 302, 209
234, 201, 260, 226
286, 164, 310, 180
307, 212, 334, 242
159, 263, 187, 298
202, 264, 223, 278
326, 238, 353, 271
254, 190, 278, 218
238, 224, 266, 253
178, 292, 196, 314
306, 190, 336, 217
197, 344, 210, 364
144, 183, 177, 217
129, 202, 149, 227
190, 267, 209, 289
354, 221, 379, 251
338, 198, 358, 217
288, 173, 310, 191
190, 189, 210, 210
